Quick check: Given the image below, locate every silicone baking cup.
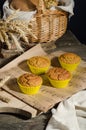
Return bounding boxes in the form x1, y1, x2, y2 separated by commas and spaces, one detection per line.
27, 57, 50, 75
58, 57, 81, 72
47, 76, 71, 88
17, 78, 42, 95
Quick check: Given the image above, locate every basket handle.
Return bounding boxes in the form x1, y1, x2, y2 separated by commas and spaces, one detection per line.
31, 0, 45, 13
31, 0, 67, 16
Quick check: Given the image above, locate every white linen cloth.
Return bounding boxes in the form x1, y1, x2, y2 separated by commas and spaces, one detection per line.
3, 0, 74, 20
46, 90, 86, 130
2, 0, 37, 21
50, 0, 75, 17
57, 0, 75, 17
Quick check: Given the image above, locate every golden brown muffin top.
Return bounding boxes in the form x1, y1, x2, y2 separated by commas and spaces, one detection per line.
59, 52, 81, 64
28, 56, 50, 68
46, 67, 71, 80
18, 73, 42, 87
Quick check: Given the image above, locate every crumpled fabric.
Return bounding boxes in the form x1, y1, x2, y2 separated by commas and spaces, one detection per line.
57, 0, 74, 17
2, 0, 36, 21
50, 0, 74, 17
46, 90, 86, 130
3, 0, 74, 21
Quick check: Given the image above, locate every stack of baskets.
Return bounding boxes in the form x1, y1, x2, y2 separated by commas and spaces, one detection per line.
28, 0, 68, 43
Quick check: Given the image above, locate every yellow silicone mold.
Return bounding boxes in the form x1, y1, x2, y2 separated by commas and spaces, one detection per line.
58, 58, 81, 72
17, 78, 42, 95
48, 77, 71, 88
27, 63, 50, 75
27, 57, 50, 75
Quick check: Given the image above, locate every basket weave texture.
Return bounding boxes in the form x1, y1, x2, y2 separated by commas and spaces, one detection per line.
29, 0, 68, 43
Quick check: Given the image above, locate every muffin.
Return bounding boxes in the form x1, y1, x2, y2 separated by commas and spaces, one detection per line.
17, 73, 43, 95
27, 56, 50, 75
58, 52, 81, 72
46, 67, 71, 88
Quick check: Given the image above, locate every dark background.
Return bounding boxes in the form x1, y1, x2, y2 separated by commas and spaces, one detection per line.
68, 0, 86, 45
0, 0, 86, 45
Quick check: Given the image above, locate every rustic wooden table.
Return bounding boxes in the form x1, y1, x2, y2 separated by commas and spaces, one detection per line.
0, 30, 86, 130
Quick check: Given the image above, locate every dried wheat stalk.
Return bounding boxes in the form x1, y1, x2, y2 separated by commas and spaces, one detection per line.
0, 10, 37, 52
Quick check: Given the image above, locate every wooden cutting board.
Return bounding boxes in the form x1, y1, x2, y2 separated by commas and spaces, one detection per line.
0, 44, 86, 113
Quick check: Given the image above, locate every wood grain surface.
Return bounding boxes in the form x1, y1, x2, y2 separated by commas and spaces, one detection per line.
0, 44, 86, 113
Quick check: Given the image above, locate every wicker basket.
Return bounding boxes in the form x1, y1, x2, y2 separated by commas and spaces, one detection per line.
29, 0, 68, 43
